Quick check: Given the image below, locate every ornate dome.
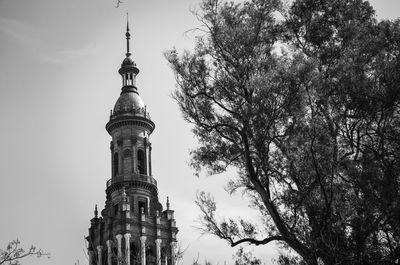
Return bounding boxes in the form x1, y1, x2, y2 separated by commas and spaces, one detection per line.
121, 55, 136, 67
113, 92, 145, 113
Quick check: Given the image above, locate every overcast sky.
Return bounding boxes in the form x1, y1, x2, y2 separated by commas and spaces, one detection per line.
0, 0, 399, 265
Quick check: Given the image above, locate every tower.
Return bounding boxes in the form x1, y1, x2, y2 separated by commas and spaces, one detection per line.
86, 20, 178, 265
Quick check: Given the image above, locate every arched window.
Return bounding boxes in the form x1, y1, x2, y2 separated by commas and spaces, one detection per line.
137, 150, 145, 174
113, 153, 119, 176
114, 204, 118, 216
138, 201, 147, 215
125, 73, 130, 86
123, 149, 133, 174
130, 197, 135, 213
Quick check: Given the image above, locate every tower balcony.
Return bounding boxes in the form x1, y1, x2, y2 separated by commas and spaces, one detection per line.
106, 111, 155, 135
106, 173, 157, 188
109, 105, 151, 120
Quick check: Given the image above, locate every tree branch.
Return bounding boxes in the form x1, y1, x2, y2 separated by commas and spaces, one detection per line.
230, 235, 284, 247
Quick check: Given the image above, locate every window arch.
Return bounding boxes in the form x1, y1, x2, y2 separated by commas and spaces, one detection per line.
130, 197, 135, 213
114, 204, 118, 216
138, 199, 147, 215
113, 153, 119, 176
123, 149, 133, 174
137, 149, 145, 174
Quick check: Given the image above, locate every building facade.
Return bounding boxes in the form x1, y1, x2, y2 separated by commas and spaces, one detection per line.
86, 22, 178, 265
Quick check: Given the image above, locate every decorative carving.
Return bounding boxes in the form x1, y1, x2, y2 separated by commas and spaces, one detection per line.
106, 116, 155, 134
123, 149, 132, 158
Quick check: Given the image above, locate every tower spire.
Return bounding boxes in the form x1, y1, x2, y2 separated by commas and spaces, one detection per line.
86, 23, 178, 265
167, 196, 170, 210
125, 12, 131, 57
119, 13, 139, 89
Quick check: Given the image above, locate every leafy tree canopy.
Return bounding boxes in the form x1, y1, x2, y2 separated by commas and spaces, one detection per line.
166, 0, 400, 264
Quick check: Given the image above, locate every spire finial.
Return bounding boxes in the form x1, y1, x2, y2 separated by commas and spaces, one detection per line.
94, 204, 98, 218
166, 196, 170, 210
126, 12, 129, 31
125, 12, 131, 57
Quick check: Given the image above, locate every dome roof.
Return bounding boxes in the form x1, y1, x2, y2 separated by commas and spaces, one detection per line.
121, 56, 136, 67
113, 92, 145, 113
119, 55, 139, 75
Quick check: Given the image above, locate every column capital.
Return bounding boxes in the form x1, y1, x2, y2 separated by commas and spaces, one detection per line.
106, 239, 112, 247
124, 233, 131, 240
140, 235, 147, 243
116, 234, 123, 240
155, 238, 162, 245
97, 245, 103, 251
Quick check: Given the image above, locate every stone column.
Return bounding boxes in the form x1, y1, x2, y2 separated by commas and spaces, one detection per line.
116, 234, 123, 265
124, 233, 131, 265
140, 236, 146, 265
97, 246, 103, 265
155, 239, 162, 265
88, 250, 94, 265
106, 240, 112, 265
170, 242, 177, 265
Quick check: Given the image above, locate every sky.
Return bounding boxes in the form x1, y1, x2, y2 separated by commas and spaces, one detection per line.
0, 0, 399, 265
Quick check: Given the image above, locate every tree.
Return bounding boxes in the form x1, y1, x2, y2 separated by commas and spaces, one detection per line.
0, 239, 49, 265
166, 0, 400, 264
